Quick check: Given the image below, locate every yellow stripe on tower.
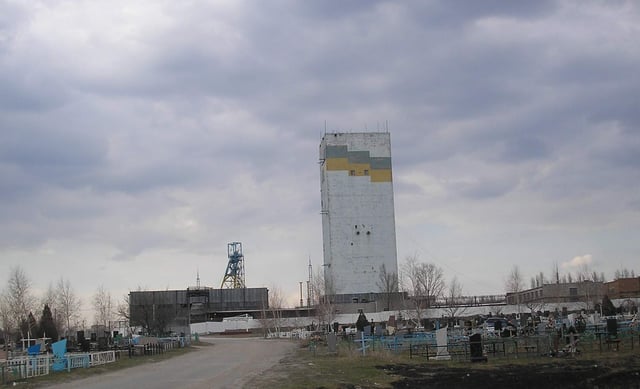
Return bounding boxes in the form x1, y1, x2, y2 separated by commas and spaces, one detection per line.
325, 158, 392, 182
349, 163, 369, 176
326, 157, 349, 170
370, 169, 392, 182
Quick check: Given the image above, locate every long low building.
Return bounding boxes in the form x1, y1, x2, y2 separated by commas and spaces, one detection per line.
129, 287, 269, 336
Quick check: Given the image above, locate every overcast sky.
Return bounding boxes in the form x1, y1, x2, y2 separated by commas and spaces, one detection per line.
1, 1, 639, 310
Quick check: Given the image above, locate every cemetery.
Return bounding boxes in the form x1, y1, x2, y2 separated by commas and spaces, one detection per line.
279, 309, 640, 388
316, 309, 639, 358
0, 333, 189, 385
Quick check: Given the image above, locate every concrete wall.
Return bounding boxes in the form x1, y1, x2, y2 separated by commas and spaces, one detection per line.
319, 132, 398, 295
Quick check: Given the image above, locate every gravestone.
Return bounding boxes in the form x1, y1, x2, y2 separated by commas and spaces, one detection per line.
51, 339, 67, 372
469, 333, 487, 362
606, 318, 617, 338
327, 332, 337, 353
435, 327, 451, 360
81, 339, 91, 352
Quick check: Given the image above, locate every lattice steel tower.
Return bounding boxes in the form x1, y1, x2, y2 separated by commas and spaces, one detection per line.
220, 242, 246, 289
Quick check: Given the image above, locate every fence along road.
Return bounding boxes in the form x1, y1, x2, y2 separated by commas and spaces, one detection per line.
43, 337, 297, 389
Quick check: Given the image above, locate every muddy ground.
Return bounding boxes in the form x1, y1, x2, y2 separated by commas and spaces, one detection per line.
378, 354, 640, 389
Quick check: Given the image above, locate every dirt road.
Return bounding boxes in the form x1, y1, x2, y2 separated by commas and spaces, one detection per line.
43, 337, 296, 389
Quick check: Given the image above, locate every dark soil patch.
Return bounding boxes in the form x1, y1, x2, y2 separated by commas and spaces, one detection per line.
378, 355, 640, 389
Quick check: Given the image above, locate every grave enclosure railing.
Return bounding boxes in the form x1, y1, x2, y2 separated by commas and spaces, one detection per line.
0, 350, 116, 384
337, 328, 639, 361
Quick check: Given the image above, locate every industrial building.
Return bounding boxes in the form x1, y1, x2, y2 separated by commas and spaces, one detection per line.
319, 132, 399, 297
606, 277, 640, 300
128, 242, 273, 335
128, 287, 269, 335
505, 281, 607, 307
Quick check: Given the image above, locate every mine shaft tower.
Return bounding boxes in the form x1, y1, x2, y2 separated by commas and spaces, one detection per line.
220, 242, 246, 289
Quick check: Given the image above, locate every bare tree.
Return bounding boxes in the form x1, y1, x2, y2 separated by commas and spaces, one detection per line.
551, 262, 560, 284
5, 266, 37, 338
93, 285, 114, 332
115, 293, 135, 338
311, 268, 336, 332
505, 265, 524, 312
377, 263, 398, 311
505, 265, 524, 293
41, 282, 61, 335
401, 255, 445, 327
267, 286, 285, 337
41, 282, 57, 313
614, 268, 635, 280
116, 293, 130, 323
443, 276, 467, 319
0, 294, 13, 351
576, 263, 593, 282
56, 277, 82, 337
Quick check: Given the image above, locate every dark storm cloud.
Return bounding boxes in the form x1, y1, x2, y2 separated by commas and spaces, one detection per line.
1, 0, 639, 298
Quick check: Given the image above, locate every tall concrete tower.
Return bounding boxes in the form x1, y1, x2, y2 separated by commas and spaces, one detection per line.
319, 132, 398, 296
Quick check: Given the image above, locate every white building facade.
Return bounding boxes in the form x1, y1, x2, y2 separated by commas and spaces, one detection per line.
319, 132, 398, 295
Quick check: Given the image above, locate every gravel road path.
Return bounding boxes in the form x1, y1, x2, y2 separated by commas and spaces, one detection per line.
43, 337, 296, 389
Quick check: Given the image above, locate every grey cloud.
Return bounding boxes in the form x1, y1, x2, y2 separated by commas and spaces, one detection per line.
497, 136, 551, 163
408, 0, 557, 26
0, 123, 107, 196
450, 176, 517, 199
291, 1, 382, 20
590, 138, 640, 171
0, 72, 70, 112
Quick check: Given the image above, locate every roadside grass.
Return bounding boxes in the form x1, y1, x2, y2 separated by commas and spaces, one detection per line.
246, 340, 419, 388
247, 338, 640, 389
1, 341, 210, 388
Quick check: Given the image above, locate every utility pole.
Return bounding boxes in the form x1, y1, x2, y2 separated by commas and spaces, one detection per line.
299, 281, 303, 307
